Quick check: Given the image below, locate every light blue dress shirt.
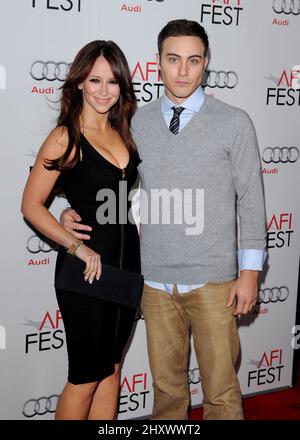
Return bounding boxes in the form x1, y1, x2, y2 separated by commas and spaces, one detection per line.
145, 87, 266, 294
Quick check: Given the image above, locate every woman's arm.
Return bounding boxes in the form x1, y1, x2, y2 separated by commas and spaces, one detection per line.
21, 127, 101, 282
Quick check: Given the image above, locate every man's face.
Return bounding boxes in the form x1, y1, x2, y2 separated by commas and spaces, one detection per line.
157, 36, 208, 104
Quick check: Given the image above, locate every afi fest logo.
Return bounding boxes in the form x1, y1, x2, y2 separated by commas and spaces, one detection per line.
118, 373, 150, 415
266, 66, 300, 106
200, 0, 243, 26
31, 0, 82, 12
267, 212, 294, 249
0, 65, 6, 90
131, 60, 164, 103
24, 310, 64, 354
0, 324, 6, 349
247, 349, 284, 387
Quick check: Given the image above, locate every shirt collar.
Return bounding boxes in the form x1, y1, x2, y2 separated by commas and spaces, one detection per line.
161, 86, 205, 113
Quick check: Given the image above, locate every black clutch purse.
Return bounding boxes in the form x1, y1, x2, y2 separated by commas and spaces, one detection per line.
55, 253, 144, 309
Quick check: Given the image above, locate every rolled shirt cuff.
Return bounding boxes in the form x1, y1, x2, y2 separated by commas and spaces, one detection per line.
238, 249, 267, 272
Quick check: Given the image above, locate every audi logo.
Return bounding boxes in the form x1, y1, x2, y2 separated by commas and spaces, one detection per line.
262, 147, 299, 163
23, 394, 60, 418
203, 70, 238, 89
188, 368, 201, 385
26, 235, 57, 254
30, 60, 71, 81
257, 287, 289, 304
273, 0, 300, 15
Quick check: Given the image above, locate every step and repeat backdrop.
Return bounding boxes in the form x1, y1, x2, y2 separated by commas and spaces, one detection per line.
0, 0, 299, 420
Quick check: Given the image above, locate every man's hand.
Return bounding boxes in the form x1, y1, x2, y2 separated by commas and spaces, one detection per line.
226, 270, 259, 315
60, 208, 92, 240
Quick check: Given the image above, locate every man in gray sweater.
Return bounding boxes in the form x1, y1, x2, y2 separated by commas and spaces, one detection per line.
61, 20, 266, 420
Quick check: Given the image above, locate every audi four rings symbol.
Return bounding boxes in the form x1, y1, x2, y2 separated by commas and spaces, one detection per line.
273, 0, 300, 15
257, 287, 289, 304
204, 70, 238, 89
262, 147, 299, 163
26, 235, 55, 254
30, 61, 71, 81
23, 395, 60, 418
188, 368, 201, 385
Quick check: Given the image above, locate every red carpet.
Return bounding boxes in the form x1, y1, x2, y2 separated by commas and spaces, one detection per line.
189, 361, 300, 420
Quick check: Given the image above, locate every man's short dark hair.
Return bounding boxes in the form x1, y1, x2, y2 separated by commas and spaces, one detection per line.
157, 19, 209, 56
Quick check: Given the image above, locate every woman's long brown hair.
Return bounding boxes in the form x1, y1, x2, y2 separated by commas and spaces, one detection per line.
45, 40, 138, 170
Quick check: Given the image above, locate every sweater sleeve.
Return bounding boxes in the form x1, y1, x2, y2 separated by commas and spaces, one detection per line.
230, 111, 266, 251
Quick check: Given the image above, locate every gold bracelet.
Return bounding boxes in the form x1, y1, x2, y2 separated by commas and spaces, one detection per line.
67, 240, 83, 255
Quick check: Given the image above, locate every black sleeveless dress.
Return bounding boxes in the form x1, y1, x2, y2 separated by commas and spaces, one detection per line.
55, 134, 141, 385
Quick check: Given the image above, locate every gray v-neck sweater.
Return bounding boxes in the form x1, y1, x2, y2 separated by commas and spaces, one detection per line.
132, 95, 266, 284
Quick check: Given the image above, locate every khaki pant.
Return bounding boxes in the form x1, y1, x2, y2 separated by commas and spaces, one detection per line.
141, 281, 244, 420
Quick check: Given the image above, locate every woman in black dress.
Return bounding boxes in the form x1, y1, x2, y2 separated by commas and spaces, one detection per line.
21, 40, 140, 419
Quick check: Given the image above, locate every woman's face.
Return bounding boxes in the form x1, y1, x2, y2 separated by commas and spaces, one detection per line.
79, 56, 120, 115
